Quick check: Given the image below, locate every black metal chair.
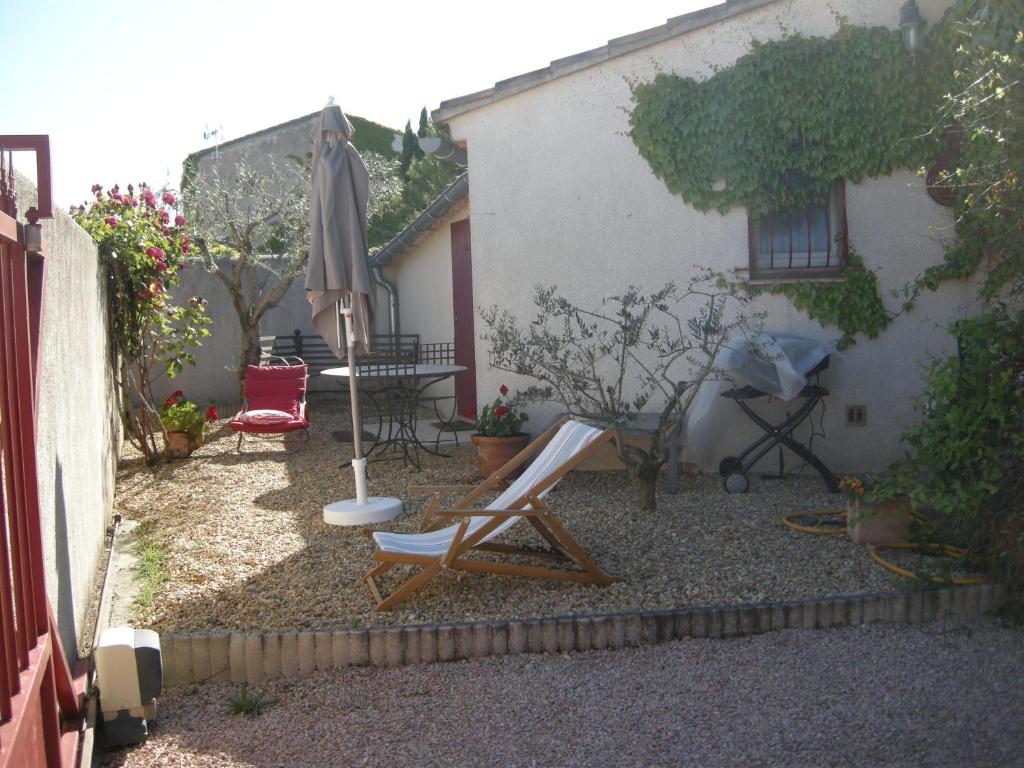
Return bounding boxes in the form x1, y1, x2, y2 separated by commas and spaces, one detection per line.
416, 342, 462, 449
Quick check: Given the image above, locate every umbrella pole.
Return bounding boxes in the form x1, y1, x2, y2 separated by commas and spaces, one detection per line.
323, 301, 402, 525
342, 302, 368, 505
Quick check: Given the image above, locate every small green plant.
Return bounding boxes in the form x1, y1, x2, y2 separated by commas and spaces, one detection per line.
159, 391, 217, 443
470, 385, 529, 437
133, 522, 168, 611
227, 685, 275, 717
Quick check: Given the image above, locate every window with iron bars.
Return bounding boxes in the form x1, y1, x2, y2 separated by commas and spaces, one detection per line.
748, 179, 847, 280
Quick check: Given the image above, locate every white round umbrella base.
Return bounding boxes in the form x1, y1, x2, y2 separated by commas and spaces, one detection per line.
323, 497, 403, 526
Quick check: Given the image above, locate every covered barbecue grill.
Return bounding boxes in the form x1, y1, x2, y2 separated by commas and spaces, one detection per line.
713, 333, 840, 494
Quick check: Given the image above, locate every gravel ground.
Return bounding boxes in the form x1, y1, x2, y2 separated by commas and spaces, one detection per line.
116, 397, 914, 632
100, 616, 1024, 768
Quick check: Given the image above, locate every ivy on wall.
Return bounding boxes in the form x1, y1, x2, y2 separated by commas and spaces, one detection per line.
629, 26, 935, 217
750, 253, 891, 351
627, 25, 943, 347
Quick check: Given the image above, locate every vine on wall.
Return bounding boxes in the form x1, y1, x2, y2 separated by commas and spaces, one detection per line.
628, 25, 942, 347
629, 26, 935, 217
750, 254, 891, 351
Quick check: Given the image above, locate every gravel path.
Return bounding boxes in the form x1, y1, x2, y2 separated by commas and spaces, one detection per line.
100, 616, 1024, 768
115, 399, 915, 632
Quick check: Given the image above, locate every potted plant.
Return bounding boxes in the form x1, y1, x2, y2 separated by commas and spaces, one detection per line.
468, 385, 530, 477
160, 390, 217, 459
839, 475, 911, 545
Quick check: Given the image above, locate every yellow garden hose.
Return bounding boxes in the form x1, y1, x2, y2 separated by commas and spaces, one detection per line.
782, 508, 848, 536
868, 542, 990, 585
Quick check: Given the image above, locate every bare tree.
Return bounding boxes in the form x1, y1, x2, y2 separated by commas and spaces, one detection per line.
482, 273, 759, 511
186, 154, 399, 396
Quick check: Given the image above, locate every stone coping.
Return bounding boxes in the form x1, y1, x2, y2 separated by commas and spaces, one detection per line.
159, 584, 1005, 687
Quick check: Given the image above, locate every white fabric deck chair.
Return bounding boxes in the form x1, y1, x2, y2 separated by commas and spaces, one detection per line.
364, 417, 620, 610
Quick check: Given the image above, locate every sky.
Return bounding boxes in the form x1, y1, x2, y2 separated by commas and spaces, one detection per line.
4, 0, 715, 210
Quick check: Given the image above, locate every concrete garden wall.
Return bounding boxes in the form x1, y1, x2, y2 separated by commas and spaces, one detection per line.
153, 263, 396, 406
14, 172, 121, 658
156, 263, 321, 406
436, 0, 970, 474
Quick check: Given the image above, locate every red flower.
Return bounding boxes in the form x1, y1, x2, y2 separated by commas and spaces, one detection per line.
146, 246, 165, 261
181, 242, 190, 254
170, 390, 183, 399
91, 183, 102, 194
155, 261, 168, 271
159, 210, 170, 223
162, 192, 177, 206
494, 405, 510, 417
206, 406, 218, 422
104, 216, 120, 227
175, 214, 185, 227
464, 406, 477, 418
111, 192, 123, 202
499, 384, 509, 396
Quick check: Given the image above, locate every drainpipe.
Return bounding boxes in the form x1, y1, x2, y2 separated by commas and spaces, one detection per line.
372, 266, 400, 337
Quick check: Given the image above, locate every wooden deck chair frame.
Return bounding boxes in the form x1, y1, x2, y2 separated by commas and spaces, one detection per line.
364, 416, 620, 611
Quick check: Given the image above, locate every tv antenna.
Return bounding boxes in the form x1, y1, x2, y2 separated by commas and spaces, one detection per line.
203, 123, 224, 159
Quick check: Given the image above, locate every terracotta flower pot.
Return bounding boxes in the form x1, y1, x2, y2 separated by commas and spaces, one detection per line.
847, 496, 911, 545
470, 433, 530, 478
165, 431, 194, 459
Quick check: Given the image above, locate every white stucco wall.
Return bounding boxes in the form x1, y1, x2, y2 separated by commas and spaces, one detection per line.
15, 173, 121, 658
382, 215, 462, 398
437, 0, 967, 473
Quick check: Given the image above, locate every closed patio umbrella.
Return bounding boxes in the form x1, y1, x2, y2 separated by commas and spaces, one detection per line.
307, 100, 401, 525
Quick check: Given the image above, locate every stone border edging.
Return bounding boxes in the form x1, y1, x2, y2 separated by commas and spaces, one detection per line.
159, 583, 1005, 686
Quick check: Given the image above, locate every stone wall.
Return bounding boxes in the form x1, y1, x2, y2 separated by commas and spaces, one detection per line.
14, 172, 121, 657
155, 261, 326, 406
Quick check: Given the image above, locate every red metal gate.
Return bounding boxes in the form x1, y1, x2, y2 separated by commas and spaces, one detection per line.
0, 137, 86, 767
450, 218, 477, 415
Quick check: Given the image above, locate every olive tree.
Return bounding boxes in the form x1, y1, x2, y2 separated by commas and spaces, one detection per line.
481, 272, 759, 511
186, 153, 399, 396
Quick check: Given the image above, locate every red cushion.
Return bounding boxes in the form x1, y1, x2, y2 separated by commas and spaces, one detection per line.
229, 402, 307, 434
238, 409, 294, 425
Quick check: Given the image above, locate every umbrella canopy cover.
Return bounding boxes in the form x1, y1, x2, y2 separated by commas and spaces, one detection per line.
307, 104, 374, 357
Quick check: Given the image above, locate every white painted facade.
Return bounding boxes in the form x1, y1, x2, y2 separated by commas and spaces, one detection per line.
381, 208, 465, 400
391, 0, 972, 474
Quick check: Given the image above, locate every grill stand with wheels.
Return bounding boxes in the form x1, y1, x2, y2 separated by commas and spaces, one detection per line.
718, 379, 840, 494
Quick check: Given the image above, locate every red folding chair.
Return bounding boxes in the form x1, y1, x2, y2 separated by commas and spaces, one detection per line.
229, 361, 310, 452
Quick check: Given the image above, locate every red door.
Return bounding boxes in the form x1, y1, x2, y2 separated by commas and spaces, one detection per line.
450, 219, 477, 416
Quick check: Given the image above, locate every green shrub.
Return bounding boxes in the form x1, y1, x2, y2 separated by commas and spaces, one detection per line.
889, 310, 1024, 598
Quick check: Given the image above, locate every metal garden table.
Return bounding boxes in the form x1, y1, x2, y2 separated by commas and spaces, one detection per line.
323, 363, 467, 467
